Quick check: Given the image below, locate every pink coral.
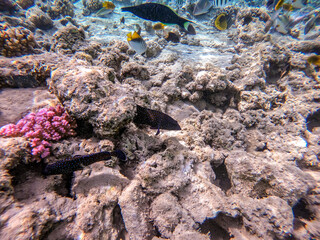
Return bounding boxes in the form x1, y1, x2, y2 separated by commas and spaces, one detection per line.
0, 105, 76, 159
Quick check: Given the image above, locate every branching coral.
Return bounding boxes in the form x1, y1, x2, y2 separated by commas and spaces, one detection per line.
0, 25, 37, 57
0, 105, 77, 159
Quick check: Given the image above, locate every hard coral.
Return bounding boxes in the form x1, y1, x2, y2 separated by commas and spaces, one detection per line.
51, 25, 85, 54
0, 25, 37, 57
26, 7, 54, 30
83, 0, 102, 13
0, 105, 77, 159
48, 0, 74, 19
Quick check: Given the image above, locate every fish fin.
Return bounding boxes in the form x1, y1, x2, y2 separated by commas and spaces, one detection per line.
132, 31, 142, 40
156, 127, 160, 136
127, 32, 132, 41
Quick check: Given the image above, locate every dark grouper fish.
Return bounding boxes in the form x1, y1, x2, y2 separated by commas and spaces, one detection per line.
134, 105, 181, 135
121, 3, 194, 33
43, 150, 127, 175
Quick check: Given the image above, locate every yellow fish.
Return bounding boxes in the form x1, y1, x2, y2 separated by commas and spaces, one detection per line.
307, 55, 320, 66
103, 1, 115, 10
127, 31, 147, 55
275, 0, 285, 10
153, 22, 165, 30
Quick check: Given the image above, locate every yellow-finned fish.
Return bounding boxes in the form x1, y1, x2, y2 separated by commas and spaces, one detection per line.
275, 0, 285, 11
127, 31, 147, 55
307, 55, 320, 66
153, 22, 165, 30
96, 1, 116, 17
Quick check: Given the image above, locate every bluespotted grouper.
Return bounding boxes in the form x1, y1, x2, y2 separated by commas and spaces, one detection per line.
121, 3, 196, 34
43, 150, 126, 175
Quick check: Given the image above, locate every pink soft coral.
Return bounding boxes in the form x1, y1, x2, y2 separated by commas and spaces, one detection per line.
0, 105, 77, 159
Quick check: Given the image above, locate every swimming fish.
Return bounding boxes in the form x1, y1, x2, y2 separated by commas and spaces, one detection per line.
165, 31, 180, 43
43, 150, 127, 175
127, 31, 147, 55
214, 12, 232, 30
304, 11, 320, 35
275, 14, 291, 34
186, 23, 196, 35
153, 22, 165, 30
133, 105, 181, 135
212, 0, 233, 8
275, 0, 285, 11
282, 3, 294, 11
120, 16, 125, 24
121, 3, 193, 33
307, 55, 320, 66
290, 0, 308, 9
193, 0, 213, 16
96, 2, 116, 17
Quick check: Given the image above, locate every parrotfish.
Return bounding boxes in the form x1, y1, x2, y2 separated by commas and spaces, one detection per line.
133, 105, 181, 135
121, 3, 194, 33
43, 150, 127, 175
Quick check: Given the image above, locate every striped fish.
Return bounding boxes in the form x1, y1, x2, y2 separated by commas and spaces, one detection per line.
213, 0, 233, 8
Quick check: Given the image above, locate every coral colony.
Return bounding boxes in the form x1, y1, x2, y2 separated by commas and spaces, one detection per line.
0, 105, 76, 159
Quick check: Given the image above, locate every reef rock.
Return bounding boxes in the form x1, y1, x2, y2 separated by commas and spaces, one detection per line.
48, 61, 136, 137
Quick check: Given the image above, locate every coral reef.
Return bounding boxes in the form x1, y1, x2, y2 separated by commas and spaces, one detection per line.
0, 25, 38, 57
0, 4, 319, 240
82, 0, 102, 15
0, 53, 64, 88
0, 105, 76, 159
48, 0, 74, 19
51, 25, 85, 54
26, 7, 54, 30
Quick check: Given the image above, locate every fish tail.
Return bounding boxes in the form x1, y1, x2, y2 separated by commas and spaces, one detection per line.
121, 7, 130, 12
111, 150, 127, 162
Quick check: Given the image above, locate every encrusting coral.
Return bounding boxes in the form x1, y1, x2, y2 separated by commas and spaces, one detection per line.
0, 25, 37, 57
0, 105, 77, 159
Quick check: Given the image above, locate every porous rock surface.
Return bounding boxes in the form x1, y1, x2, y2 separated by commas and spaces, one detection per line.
0, 6, 319, 240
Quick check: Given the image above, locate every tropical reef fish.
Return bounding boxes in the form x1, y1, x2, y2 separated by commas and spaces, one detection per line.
127, 31, 147, 55
275, 0, 285, 11
120, 16, 125, 24
165, 31, 180, 42
307, 55, 320, 66
121, 3, 193, 33
133, 105, 181, 135
290, 0, 308, 9
43, 150, 127, 175
214, 12, 233, 30
153, 22, 165, 30
193, 0, 213, 16
213, 0, 233, 8
96, 1, 116, 17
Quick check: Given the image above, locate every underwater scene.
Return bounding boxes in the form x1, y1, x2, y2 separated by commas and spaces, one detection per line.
0, 0, 320, 239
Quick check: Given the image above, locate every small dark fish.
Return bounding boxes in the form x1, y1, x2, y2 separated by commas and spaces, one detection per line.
165, 31, 180, 43
121, 3, 194, 33
133, 105, 181, 135
43, 150, 127, 175
120, 16, 125, 24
